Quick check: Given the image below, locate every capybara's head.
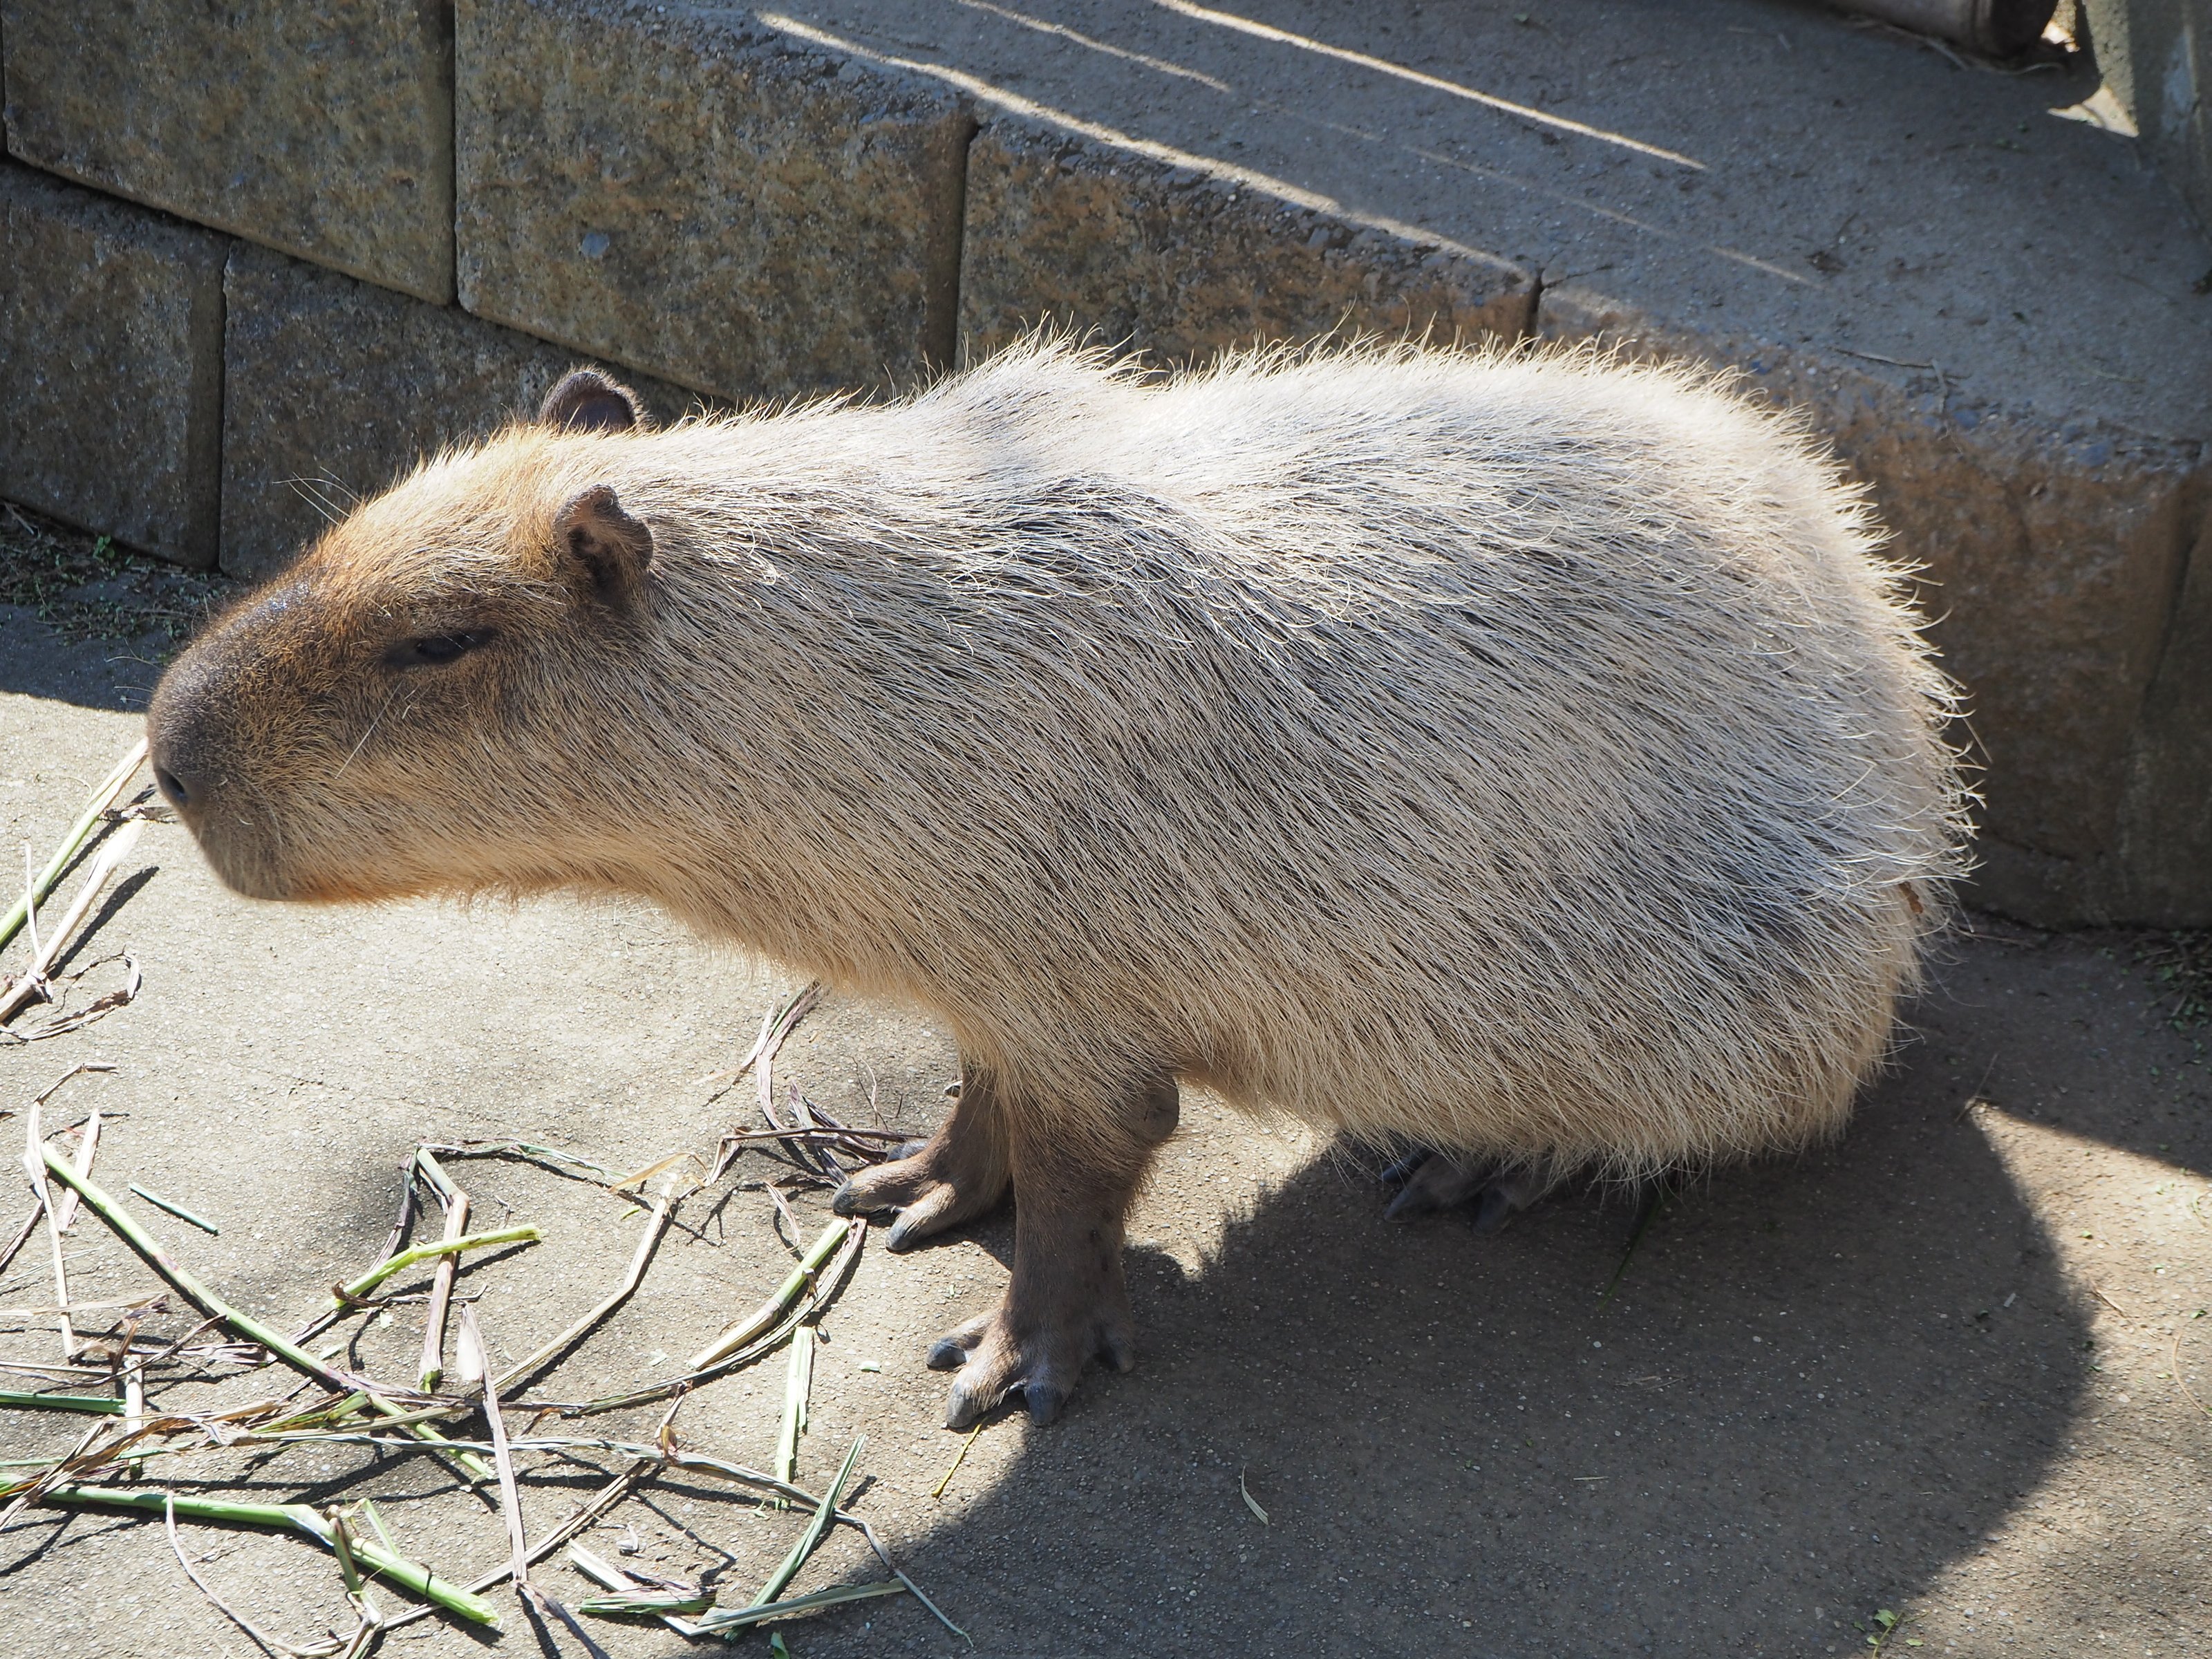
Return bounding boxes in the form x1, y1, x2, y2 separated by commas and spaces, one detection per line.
147, 371, 666, 903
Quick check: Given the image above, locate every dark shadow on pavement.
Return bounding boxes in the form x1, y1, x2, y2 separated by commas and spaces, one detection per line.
831, 1008, 2088, 1656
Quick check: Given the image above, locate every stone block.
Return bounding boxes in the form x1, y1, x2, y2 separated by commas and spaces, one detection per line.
2115, 480, 2212, 919
959, 121, 1535, 366
0, 2, 455, 303
221, 243, 703, 581
456, 0, 971, 400
0, 162, 225, 568
1540, 285, 2210, 926
2079, 0, 2212, 232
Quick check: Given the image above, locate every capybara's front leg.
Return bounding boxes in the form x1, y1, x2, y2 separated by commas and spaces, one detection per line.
832, 1062, 1011, 1250
926, 1072, 1178, 1427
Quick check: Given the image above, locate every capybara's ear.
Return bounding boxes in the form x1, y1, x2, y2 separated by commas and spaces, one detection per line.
538, 369, 646, 435
553, 484, 653, 601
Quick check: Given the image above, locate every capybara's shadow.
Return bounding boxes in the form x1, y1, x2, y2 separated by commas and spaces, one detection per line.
843, 1020, 2086, 1656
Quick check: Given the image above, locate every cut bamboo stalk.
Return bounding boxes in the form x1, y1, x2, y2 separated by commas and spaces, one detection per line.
23, 1091, 75, 1359
686, 1218, 849, 1371
44, 1483, 500, 1627
121, 1358, 147, 1480
774, 1324, 814, 1485
416, 1152, 469, 1391
328, 1224, 539, 1308
126, 1183, 218, 1236
0, 1389, 124, 1414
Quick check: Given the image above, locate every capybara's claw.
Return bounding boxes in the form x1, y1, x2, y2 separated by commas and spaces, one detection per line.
1378, 1146, 1436, 1190
1382, 1151, 1492, 1219
828, 1120, 1010, 1250
1382, 1153, 1546, 1231
929, 1299, 1131, 1429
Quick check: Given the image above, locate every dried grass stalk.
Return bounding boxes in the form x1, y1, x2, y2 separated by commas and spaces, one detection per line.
0, 818, 145, 1022
491, 1177, 680, 1394
0, 738, 146, 959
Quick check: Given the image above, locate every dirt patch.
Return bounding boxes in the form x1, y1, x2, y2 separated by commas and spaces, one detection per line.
0, 501, 232, 655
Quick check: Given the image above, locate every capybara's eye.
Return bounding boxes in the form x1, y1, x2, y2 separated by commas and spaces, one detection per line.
387, 630, 496, 668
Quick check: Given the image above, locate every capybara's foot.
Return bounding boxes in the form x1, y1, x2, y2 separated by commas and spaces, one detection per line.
926, 1286, 1136, 1428
1382, 1150, 1544, 1233
902, 1065, 1168, 1425
831, 1136, 1010, 1250
831, 1075, 1010, 1250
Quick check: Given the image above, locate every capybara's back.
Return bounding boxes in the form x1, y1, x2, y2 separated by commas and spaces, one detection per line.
149, 340, 1969, 1425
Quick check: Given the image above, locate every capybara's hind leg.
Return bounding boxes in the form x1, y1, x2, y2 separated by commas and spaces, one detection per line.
1382, 1150, 1546, 1233
928, 1072, 1178, 1427
832, 1062, 1011, 1251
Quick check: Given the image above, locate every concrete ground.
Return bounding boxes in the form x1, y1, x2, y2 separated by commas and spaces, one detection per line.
1, 538, 2209, 1658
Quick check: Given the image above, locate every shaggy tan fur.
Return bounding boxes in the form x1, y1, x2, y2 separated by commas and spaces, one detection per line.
149, 339, 1969, 1423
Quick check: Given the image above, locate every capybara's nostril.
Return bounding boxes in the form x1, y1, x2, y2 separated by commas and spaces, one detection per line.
152, 763, 193, 811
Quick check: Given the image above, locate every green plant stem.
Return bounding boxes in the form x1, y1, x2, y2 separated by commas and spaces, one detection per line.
686, 1218, 850, 1370
0, 739, 145, 958
775, 1324, 814, 1487
753, 1436, 862, 1608
693, 1579, 906, 1633
35, 1147, 494, 1483
0, 1389, 123, 1414
126, 1183, 221, 1235
44, 1483, 500, 1627
330, 1224, 540, 1306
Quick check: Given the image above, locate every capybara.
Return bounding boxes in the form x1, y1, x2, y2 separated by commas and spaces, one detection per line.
147, 340, 1968, 1427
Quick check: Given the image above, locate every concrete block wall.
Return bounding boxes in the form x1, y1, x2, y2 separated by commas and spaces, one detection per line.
1536, 291, 2210, 928
221, 243, 701, 581
1, 162, 225, 567
960, 122, 1535, 360
1, 2, 457, 303
457, 0, 973, 400
0, 3, 2206, 928
2079, 0, 2212, 231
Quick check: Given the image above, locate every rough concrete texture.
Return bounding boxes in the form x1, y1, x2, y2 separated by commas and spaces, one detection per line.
456, 0, 972, 401
0, 1, 456, 304
2080, 0, 2212, 231
222, 244, 707, 582
3, 609, 2210, 1655
778, 0, 2212, 928
0, 162, 225, 570
960, 121, 1533, 362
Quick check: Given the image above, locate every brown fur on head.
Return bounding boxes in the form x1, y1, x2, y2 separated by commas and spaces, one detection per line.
147, 371, 659, 903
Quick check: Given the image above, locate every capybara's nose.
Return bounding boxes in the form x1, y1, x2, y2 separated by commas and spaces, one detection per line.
147, 700, 212, 815
151, 758, 197, 812
147, 638, 229, 817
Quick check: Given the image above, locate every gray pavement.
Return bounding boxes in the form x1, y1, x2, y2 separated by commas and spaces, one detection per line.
1, 554, 2209, 1656
796, 0, 2211, 438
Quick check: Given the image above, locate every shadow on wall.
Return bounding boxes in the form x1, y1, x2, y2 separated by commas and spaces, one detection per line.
864, 995, 2094, 1653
